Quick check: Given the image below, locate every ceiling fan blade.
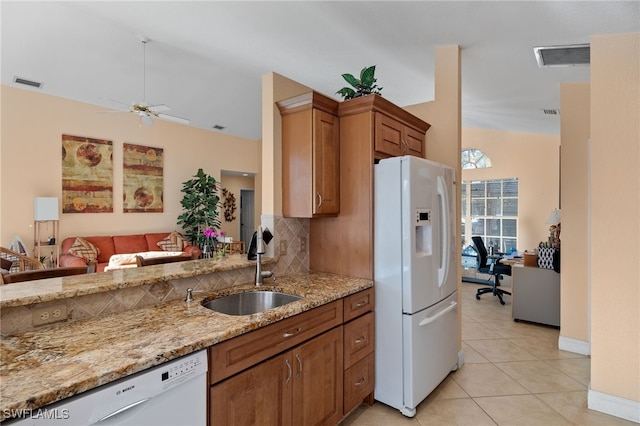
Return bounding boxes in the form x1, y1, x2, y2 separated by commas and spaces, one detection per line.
157, 113, 190, 125
148, 104, 170, 112
100, 97, 132, 108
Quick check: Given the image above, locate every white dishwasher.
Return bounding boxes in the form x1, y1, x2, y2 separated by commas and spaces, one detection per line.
7, 350, 208, 426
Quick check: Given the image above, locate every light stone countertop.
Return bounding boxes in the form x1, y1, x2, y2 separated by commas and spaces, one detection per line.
0, 271, 372, 421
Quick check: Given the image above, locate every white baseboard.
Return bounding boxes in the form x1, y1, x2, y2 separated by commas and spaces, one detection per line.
588, 387, 640, 423
558, 336, 590, 355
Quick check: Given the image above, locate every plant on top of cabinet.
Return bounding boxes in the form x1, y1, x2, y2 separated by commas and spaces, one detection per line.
336, 65, 383, 100
177, 168, 221, 246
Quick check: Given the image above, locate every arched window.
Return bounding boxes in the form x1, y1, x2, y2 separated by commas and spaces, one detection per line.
461, 149, 492, 169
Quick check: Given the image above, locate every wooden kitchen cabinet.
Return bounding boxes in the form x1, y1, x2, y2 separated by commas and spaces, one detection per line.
209, 300, 344, 426
210, 327, 342, 426
375, 113, 425, 158
292, 327, 343, 426
278, 91, 340, 218
209, 290, 374, 425
341, 289, 375, 415
210, 352, 292, 425
310, 95, 430, 279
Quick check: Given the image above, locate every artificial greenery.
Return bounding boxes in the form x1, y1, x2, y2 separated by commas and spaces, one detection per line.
177, 168, 221, 246
336, 65, 383, 100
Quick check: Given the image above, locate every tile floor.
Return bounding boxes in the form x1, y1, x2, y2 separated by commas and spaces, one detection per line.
343, 278, 635, 426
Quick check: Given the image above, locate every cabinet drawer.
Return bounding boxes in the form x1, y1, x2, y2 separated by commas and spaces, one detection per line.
343, 353, 374, 415
343, 288, 374, 322
210, 300, 343, 384
343, 312, 374, 369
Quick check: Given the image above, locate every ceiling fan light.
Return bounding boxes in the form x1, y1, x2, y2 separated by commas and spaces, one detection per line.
141, 114, 154, 126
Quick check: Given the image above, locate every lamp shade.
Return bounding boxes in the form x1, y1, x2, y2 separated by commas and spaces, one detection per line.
546, 208, 561, 225
34, 197, 59, 221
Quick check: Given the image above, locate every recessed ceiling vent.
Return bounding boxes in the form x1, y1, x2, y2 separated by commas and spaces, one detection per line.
13, 76, 43, 88
543, 109, 560, 115
212, 124, 226, 130
534, 44, 590, 67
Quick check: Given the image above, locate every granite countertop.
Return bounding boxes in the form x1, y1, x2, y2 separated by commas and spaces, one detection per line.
0, 272, 372, 421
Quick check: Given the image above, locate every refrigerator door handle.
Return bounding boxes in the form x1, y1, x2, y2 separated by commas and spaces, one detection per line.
436, 175, 450, 288
418, 301, 457, 327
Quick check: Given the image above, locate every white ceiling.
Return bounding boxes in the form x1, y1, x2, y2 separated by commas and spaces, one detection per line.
2, 1, 639, 140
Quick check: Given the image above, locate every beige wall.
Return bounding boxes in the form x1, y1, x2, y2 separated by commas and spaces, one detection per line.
0, 85, 260, 248
260, 73, 312, 218
590, 32, 640, 404
404, 45, 463, 352
559, 83, 590, 344
458, 128, 560, 251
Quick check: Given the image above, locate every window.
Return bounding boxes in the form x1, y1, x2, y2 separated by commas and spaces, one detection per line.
461, 178, 518, 253
461, 148, 492, 169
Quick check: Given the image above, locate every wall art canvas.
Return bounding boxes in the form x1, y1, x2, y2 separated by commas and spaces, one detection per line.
62, 134, 113, 213
123, 143, 164, 213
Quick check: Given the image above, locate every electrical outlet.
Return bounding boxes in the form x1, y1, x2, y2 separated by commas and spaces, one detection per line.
280, 240, 287, 255
300, 237, 306, 253
32, 304, 68, 326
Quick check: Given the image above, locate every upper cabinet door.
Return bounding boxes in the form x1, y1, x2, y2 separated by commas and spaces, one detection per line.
374, 113, 425, 159
279, 92, 340, 218
313, 110, 340, 215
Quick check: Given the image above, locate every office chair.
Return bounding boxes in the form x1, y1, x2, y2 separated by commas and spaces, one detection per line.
472, 236, 512, 305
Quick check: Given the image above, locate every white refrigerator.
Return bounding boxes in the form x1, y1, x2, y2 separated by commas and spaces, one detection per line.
374, 155, 459, 418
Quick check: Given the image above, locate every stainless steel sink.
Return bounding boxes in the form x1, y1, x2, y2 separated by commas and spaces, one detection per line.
202, 291, 302, 316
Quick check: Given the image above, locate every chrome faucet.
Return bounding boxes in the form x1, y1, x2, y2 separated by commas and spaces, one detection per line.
255, 226, 275, 286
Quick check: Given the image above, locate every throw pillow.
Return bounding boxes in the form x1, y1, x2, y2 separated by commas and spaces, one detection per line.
68, 237, 101, 261
157, 232, 184, 252
1, 257, 12, 271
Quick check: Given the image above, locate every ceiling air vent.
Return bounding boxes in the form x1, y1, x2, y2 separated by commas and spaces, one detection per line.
212, 124, 226, 131
534, 44, 590, 67
543, 109, 560, 115
13, 76, 43, 88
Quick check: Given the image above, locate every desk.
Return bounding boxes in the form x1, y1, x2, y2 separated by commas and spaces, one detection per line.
217, 241, 245, 254
502, 257, 523, 267
512, 265, 560, 327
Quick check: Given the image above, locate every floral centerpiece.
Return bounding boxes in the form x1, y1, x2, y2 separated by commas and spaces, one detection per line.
201, 228, 229, 258
202, 228, 218, 257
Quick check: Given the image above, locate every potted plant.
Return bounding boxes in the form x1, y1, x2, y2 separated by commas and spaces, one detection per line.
177, 169, 221, 250
336, 65, 383, 100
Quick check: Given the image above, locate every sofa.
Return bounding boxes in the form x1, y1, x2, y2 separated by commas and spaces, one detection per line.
59, 232, 201, 272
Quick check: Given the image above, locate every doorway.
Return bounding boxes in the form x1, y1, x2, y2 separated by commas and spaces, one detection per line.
240, 189, 255, 249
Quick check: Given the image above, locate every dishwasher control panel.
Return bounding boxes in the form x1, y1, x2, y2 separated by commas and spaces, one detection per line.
160, 351, 207, 390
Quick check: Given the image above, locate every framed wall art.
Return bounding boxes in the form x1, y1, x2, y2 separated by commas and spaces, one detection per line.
122, 143, 164, 213
62, 134, 113, 213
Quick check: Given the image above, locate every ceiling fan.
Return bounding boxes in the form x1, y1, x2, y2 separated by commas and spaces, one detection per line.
102, 37, 190, 126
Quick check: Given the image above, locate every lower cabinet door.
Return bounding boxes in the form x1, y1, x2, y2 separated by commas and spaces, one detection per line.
292, 327, 344, 426
343, 352, 375, 415
210, 353, 292, 426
